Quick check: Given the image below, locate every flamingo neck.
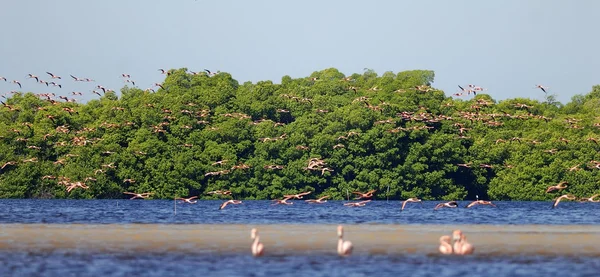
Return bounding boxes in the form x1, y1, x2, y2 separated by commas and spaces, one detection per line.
252, 236, 260, 251
337, 237, 344, 254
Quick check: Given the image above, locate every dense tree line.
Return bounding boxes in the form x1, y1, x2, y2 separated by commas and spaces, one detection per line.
1, 68, 599, 200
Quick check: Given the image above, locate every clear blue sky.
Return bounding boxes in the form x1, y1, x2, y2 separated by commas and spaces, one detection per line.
1, 0, 598, 104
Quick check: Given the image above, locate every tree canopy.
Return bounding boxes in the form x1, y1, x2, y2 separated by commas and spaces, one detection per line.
1, 68, 599, 200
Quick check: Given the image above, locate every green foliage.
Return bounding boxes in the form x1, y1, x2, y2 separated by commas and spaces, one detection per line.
1, 68, 599, 200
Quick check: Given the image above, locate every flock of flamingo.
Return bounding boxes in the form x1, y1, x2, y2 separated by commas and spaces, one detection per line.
249, 226, 473, 257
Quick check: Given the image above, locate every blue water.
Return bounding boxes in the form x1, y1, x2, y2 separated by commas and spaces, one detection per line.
1, 200, 599, 277
0, 200, 597, 224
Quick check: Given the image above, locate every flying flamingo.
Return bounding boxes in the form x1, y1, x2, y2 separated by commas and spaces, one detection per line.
337, 225, 353, 257
439, 235, 453, 255
546, 181, 568, 193
250, 228, 265, 257
579, 194, 600, 203
219, 199, 242, 210
123, 192, 153, 200
452, 230, 474, 255
466, 200, 496, 208
46, 72, 61, 79
12, 80, 21, 88
535, 84, 549, 93
352, 189, 376, 200
434, 201, 458, 210
305, 195, 330, 204
401, 197, 422, 211
343, 200, 371, 207
272, 197, 294, 205
552, 194, 576, 208
1, 161, 16, 170
176, 196, 198, 204
284, 191, 312, 199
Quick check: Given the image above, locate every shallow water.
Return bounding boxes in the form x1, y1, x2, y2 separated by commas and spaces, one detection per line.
0, 200, 599, 277
0, 199, 598, 224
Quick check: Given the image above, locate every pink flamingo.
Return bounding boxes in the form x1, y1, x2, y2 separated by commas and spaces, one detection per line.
452, 230, 474, 255
305, 195, 330, 204
401, 197, 422, 210
337, 225, 353, 257
251, 228, 265, 257
219, 199, 242, 210
439, 235, 453, 254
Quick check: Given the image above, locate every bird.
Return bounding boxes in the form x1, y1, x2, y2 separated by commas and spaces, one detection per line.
579, 194, 600, 203
434, 201, 458, 210
452, 230, 474, 255
305, 195, 330, 204
466, 200, 496, 208
250, 228, 265, 257
12, 80, 21, 88
46, 72, 61, 79
552, 194, 576, 208
535, 84, 548, 93
439, 235, 453, 255
272, 197, 294, 205
176, 196, 198, 204
1, 161, 17, 170
123, 192, 153, 200
352, 190, 376, 200
401, 197, 422, 211
337, 225, 353, 257
457, 163, 472, 168
219, 199, 242, 210
343, 200, 371, 207
546, 181, 568, 193
284, 191, 312, 199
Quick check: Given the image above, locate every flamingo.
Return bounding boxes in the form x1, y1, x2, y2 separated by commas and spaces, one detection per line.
176, 196, 198, 204
12, 80, 21, 88
1, 161, 16, 170
352, 190, 376, 200
546, 181, 568, 193
305, 195, 330, 204
337, 225, 353, 257
123, 192, 153, 200
439, 235, 453, 254
272, 197, 294, 205
552, 194, 576, 208
535, 84, 548, 93
434, 201, 458, 210
46, 72, 61, 79
284, 191, 312, 199
219, 199, 242, 210
466, 200, 496, 208
401, 197, 422, 210
251, 228, 265, 257
452, 230, 474, 255
343, 200, 371, 207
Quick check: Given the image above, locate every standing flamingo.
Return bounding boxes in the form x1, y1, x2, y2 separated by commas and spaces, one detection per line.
439, 235, 453, 254
337, 225, 353, 257
251, 228, 264, 257
452, 230, 474, 255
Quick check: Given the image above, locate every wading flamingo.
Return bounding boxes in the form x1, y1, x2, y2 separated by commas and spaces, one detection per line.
337, 225, 353, 257
251, 228, 265, 257
439, 235, 453, 254
452, 230, 474, 255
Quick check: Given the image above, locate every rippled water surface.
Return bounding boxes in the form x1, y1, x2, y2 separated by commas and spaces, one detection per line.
0, 200, 599, 277
0, 200, 598, 224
